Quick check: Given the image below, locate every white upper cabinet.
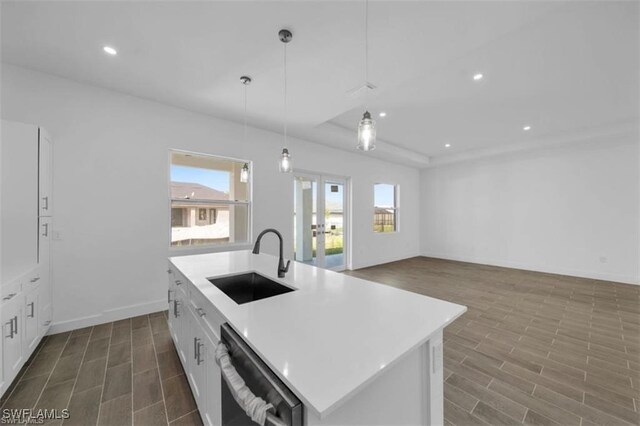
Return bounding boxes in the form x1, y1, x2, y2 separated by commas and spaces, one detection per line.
1, 121, 39, 283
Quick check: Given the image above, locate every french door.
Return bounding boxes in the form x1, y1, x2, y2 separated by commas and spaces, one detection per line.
293, 173, 349, 271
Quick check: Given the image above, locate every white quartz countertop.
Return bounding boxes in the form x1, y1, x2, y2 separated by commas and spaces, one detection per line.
169, 251, 466, 418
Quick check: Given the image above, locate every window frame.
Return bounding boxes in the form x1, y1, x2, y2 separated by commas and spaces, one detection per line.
168, 149, 253, 251
373, 182, 399, 234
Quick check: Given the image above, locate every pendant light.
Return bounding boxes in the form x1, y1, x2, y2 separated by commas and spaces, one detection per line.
357, 0, 376, 151
239, 76, 252, 183
279, 29, 293, 173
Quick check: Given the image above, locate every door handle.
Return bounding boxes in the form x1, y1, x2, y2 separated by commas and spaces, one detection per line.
194, 337, 200, 360
28, 302, 35, 318
167, 289, 174, 304
42, 223, 49, 237
173, 300, 180, 317
42, 196, 49, 211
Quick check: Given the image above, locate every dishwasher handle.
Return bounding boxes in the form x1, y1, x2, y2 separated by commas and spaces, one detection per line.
215, 342, 286, 426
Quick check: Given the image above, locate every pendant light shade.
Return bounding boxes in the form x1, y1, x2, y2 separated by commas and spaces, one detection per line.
240, 163, 250, 183
357, 111, 376, 151
279, 29, 293, 173
279, 148, 292, 173
240, 75, 251, 183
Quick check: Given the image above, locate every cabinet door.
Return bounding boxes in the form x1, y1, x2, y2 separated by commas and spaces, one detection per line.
38, 217, 52, 338
38, 129, 52, 217
167, 266, 177, 339
202, 330, 221, 426
174, 293, 188, 365
38, 217, 52, 266
186, 308, 205, 406
2, 299, 24, 384
24, 288, 39, 353
1, 121, 38, 283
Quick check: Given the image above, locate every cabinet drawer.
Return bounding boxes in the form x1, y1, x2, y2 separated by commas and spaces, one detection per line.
189, 288, 224, 341
173, 269, 189, 298
1, 278, 21, 305
23, 269, 42, 292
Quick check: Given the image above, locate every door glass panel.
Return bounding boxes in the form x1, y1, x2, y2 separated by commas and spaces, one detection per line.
294, 177, 317, 265
324, 182, 344, 270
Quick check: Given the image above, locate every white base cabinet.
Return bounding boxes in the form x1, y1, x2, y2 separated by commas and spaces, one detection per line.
168, 262, 222, 426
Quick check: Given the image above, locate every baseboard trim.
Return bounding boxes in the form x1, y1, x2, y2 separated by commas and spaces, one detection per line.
351, 252, 420, 271
48, 299, 166, 335
421, 252, 640, 286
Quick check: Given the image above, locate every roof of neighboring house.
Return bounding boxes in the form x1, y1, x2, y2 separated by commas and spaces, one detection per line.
171, 181, 228, 201
375, 207, 394, 214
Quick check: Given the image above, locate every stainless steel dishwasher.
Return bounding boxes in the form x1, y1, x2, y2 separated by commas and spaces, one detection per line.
220, 323, 303, 426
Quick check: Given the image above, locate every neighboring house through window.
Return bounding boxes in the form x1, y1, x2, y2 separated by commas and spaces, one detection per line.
374, 183, 398, 233
170, 151, 251, 247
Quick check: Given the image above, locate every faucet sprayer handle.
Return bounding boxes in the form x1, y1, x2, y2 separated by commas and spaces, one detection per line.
284, 260, 291, 272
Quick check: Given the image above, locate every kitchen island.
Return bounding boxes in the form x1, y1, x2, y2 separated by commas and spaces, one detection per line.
168, 251, 466, 425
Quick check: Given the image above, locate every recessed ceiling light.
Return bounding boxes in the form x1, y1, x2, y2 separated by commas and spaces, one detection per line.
445, 143, 451, 148
379, 112, 387, 117
473, 73, 483, 81
523, 125, 531, 131
103, 46, 117, 55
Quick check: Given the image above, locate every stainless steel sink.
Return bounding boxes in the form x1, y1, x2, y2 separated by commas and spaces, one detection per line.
208, 272, 295, 305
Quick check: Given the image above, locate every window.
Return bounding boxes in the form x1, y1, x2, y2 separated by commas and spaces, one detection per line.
373, 183, 397, 233
170, 151, 250, 247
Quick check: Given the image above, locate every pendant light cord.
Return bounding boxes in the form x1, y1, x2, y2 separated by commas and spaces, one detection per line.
364, 0, 369, 110
243, 82, 247, 143
284, 40, 288, 147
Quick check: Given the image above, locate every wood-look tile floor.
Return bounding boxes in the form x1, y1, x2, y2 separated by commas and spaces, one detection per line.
0, 311, 201, 426
346, 257, 640, 426
2, 257, 638, 426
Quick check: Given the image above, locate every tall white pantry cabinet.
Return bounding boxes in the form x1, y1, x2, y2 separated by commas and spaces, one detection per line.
0, 120, 54, 396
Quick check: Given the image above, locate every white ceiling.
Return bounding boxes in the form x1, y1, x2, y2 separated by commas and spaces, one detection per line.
2, 1, 638, 167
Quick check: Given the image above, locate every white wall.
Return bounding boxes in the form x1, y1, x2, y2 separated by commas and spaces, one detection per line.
1, 64, 420, 331
420, 135, 640, 285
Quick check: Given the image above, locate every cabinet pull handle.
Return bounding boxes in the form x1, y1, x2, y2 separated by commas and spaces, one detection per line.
2, 293, 17, 301
175, 280, 182, 286
167, 290, 174, 304
167, 269, 172, 274
195, 307, 206, 317
195, 339, 204, 365
42, 196, 49, 211
30, 277, 40, 283
194, 337, 199, 360
5, 320, 13, 338
173, 300, 180, 318
28, 302, 35, 318
42, 223, 49, 237
12, 316, 18, 336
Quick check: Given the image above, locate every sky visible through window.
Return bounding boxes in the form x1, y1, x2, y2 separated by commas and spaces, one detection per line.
374, 184, 395, 207
171, 165, 230, 193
